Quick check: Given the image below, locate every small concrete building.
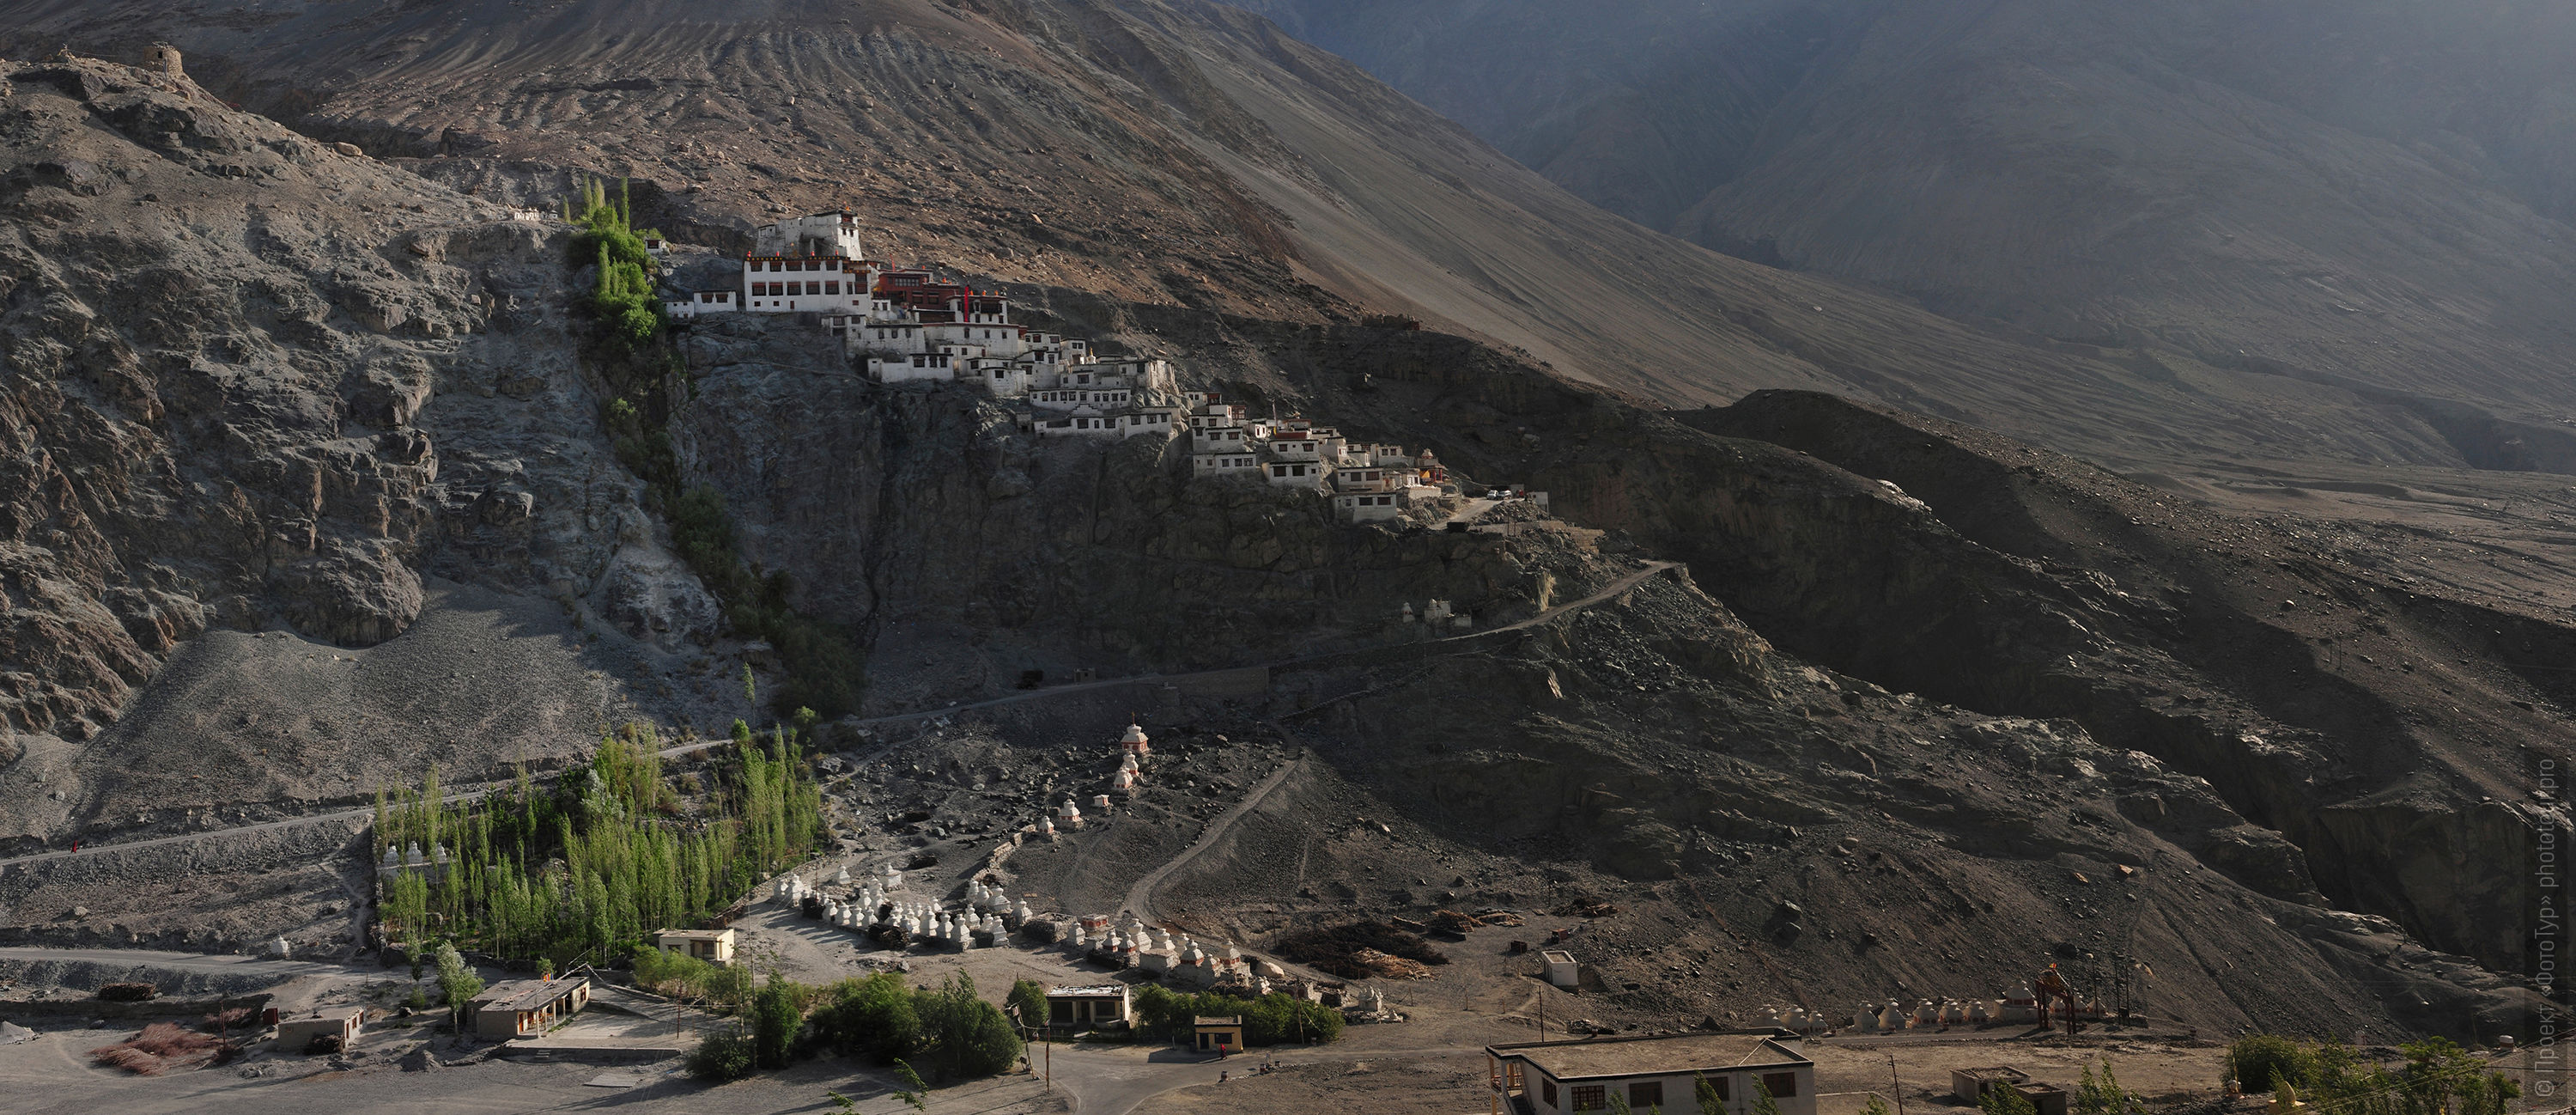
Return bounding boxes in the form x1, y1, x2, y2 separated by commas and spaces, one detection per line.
276, 1008, 364, 1053
655, 927, 736, 965
1541, 949, 1581, 990
1954, 1067, 2065, 1115
1193, 1015, 1245, 1054
1953, 1067, 2031, 1104
469, 976, 592, 1041
1485, 1032, 1815, 1115
1046, 984, 1132, 1030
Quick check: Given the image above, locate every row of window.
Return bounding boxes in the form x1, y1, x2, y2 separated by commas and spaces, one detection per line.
1540, 1074, 1795, 1112
1342, 494, 1400, 507
755, 259, 844, 272
755, 281, 845, 296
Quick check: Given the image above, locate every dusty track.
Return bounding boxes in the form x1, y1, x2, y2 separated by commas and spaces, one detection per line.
0, 561, 1677, 874
1121, 756, 1304, 925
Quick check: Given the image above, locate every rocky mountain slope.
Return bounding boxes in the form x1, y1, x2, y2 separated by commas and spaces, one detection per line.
0, 57, 724, 844
5, 0, 2555, 476
1242, 0, 2576, 440
0, 46, 2565, 1045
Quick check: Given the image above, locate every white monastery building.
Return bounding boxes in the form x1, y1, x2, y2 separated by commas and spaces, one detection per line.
665, 210, 1459, 521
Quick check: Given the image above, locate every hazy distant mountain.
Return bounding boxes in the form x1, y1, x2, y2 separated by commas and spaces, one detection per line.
1240, 0, 2576, 423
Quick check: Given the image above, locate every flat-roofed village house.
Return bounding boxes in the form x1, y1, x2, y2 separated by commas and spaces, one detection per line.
1485, 1032, 1816, 1115
468, 976, 592, 1041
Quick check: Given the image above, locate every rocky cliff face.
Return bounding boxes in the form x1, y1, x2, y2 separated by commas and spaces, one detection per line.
0, 57, 477, 740
0, 58, 720, 844
671, 314, 1619, 710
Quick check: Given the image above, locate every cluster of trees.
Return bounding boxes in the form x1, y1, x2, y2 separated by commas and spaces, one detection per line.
688, 971, 1024, 1086
568, 176, 664, 356
2227, 1034, 2519, 1115
1129, 984, 1346, 1046
374, 724, 823, 969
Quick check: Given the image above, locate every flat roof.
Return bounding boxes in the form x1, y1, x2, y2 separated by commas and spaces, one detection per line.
472, 977, 589, 1013
1490, 1033, 1810, 1081
657, 928, 733, 940
1049, 984, 1127, 997
1194, 1015, 1243, 1027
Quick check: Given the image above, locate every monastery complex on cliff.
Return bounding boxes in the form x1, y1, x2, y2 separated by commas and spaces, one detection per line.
662, 210, 1459, 522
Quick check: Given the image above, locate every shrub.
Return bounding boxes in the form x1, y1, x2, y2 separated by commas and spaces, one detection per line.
1979, 1082, 2036, 1115
2229, 1033, 2313, 1093
686, 1032, 756, 1082
752, 974, 802, 1069
1006, 979, 1048, 1032
1132, 987, 1340, 1046
909, 974, 1022, 1081
1243, 994, 1342, 1045
97, 983, 158, 1002
434, 942, 484, 1028
811, 973, 920, 1064
633, 944, 717, 1001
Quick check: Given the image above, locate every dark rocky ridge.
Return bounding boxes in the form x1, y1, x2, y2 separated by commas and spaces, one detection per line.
878, 307, 2571, 987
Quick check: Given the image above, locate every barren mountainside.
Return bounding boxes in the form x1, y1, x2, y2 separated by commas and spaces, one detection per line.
0, 3, 2569, 1063
9, 0, 2567, 475
1243, 0, 2576, 441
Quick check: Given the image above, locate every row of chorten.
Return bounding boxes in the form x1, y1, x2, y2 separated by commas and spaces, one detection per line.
1764, 984, 2111, 1033
772, 864, 1033, 949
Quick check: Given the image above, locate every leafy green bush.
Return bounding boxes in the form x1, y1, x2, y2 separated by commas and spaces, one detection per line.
1006, 979, 1048, 1031
752, 975, 802, 1069
2228, 1033, 2313, 1093
1131, 985, 1340, 1046
434, 942, 483, 1027
1979, 1081, 2037, 1115
631, 944, 717, 1000
909, 974, 1022, 1081
686, 1032, 756, 1081
811, 973, 920, 1064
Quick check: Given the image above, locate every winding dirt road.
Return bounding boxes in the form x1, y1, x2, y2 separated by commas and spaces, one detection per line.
0, 561, 1680, 874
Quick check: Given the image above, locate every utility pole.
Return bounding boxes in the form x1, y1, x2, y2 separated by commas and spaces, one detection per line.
1891, 1053, 1905, 1115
